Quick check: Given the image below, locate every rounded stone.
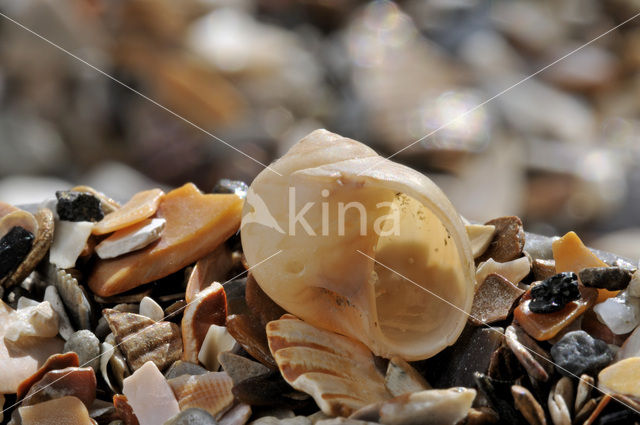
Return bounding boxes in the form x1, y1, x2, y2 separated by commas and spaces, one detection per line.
163, 408, 217, 425
550, 330, 613, 377
64, 330, 100, 372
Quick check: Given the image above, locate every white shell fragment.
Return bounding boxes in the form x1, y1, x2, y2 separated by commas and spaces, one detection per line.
594, 291, 640, 335
49, 220, 94, 269
44, 285, 75, 340
139, 296, 164, 322
16, 296, 40, 309
95, 218, 166, 259
123, 361, 180, 425
242, 129, 476, 360
466, 224, 496, 259
378, 388, 476, 425
198, 324, 237, 371
385, 357, 431, 397
617, 326, 640, 360
100, 341, 117, 393
5, 300, 59, 343
476, 257, 531, 288
267, 316, 391, 416
628, 269, 640, 298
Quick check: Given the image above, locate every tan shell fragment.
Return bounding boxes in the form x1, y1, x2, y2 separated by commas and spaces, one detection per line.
266, 315, 391, 417
465, 224, 496, 259
93, 188, 163, 235
242, 129, 476, 360
103, 308, 182, 372
1, 208, 54, 289
475, 257, 531, 289
168, 371, 234, 419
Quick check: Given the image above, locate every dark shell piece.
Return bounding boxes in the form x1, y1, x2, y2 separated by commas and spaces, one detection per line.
223, 278, 249, 316
21, 366, 97, 408
213, 179, 248, 199
232, 370, 308, 408
218, 351, 270, 385
245, 273, 286, 328
529, 272, 580, 314
113, 394, 140, 425
56, 190, 104, 222
579, 267, 632, 291
16, 352, 80, 399
473, 373, 527, 425
477, 216, 525, 263
226, 313, 277, 369
0, 226, 34, 280
2, 208, 54, 289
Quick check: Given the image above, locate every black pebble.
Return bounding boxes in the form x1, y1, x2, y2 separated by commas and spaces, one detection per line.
56, 190, 104, 222
213, 179, 248, 199
529, 272, 580, 314
0, 226, 34, 279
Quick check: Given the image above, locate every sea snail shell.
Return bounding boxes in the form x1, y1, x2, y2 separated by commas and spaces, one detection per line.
241, 129, 476, 360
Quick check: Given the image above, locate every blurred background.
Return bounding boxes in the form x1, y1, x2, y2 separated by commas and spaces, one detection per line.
0, 0, 639, 259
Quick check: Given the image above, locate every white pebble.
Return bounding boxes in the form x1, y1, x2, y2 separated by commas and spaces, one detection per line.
594, 291, 640, 335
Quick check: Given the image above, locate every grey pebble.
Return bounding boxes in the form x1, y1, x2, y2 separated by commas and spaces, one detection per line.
64, 329, 101, 371
163, 408, 217, 425
218, 351, 270, 385
550, 331, 614, 377
164, 360, 209, 379
44, 285, 75, 340
579, 267, 632, 291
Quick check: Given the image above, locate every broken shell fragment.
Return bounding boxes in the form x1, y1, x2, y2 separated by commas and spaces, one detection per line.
95, 218, 166, 259
378, 388, 476, 425
103, 308, 182, 372
49, 220, 94, 269
475, 257, 531, 289
505, 325, 553, 382
50, 266, 92, 330
266, 315, 390, 416
167, 371, 234, 418
465, 224, 496, 259
218, 351, 270, 385
123, 361, 180, 425
93, 188, 163, 235
470, 274, 524, 326
139, 296, 164, 322
5, 300, 59, 343
242, 129, 476, 360
18, 396, 94, 425
511, 385, 546, 425
598, 357, 640, 398
198, 324, 236, 371
477, 216, 525, 263
44, 285, 74, 340
89, 183, 243, 297
384, 356, 431, 397
185, 244, 233, 303
21, 366, 96, 408
16, 351, 79, 399
182, 282, 227, 363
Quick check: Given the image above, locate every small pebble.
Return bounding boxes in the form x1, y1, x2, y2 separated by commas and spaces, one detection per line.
163, 408, 217, 425
529, 272, 580, 314
165, 360, 209, 380
594, 291, 640, 335
251, 417, 311, 425
139, 296, 164, 322
64, 330, 101, 372
218, 351, 270, 385
550, 330, 613, 377
0, 226, 34, 279
477, 216, 525, 263
56, 190, 104, 222
579, 267, 632, 291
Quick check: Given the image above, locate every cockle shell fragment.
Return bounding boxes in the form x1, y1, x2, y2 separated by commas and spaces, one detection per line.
242, 129, 476, 360
266, 315, 390, 416
168, 371, 234, 419
49, 266, 92, 330
103, 309, 182, 372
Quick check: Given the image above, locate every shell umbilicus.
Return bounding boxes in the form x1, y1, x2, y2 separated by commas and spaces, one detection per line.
241, 129, 476, 360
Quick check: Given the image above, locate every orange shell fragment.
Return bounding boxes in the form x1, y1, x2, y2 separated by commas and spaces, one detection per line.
89, 183, 243, 297
18, 396, 94, 425
93, 189, 164, 235
552, 231, 617, 303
